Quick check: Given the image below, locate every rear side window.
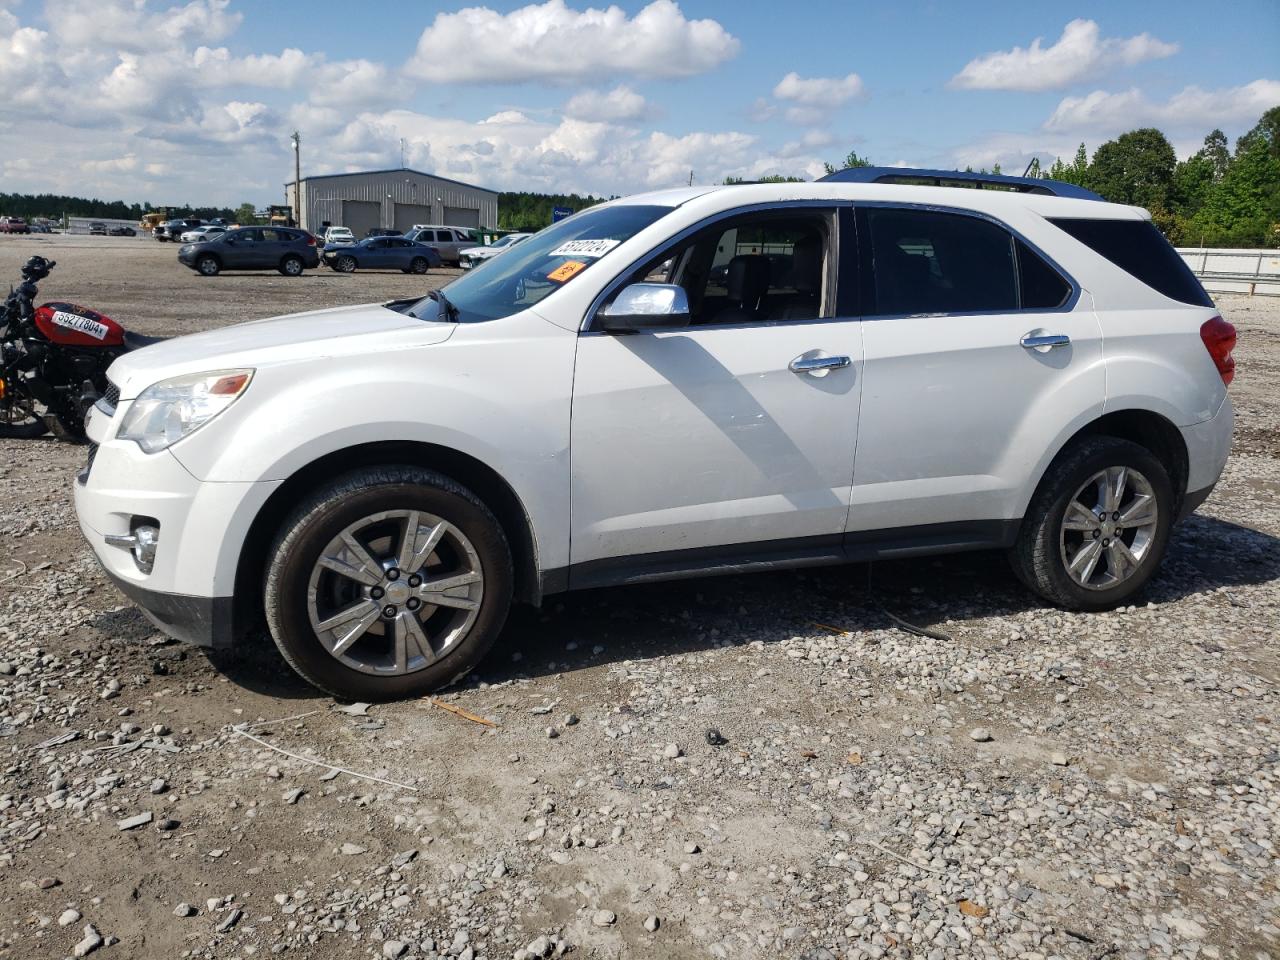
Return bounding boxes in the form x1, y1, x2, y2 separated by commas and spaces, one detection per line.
864, 208, 1018, 315
1048, 218, 1212, 307
1016, 239, 1072, 309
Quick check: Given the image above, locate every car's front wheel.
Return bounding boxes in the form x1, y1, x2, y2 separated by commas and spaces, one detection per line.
1010, 436, 1174, 611
263, 466, 513, 700
334, 255, 357, 273
196, 255, 220, 276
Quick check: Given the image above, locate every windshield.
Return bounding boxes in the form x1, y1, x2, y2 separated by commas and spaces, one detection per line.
410, 204, 671, 322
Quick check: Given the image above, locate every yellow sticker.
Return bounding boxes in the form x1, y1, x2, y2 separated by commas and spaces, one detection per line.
548, 260, 587, 283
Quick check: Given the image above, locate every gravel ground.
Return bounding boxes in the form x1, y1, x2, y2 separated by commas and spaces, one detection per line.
1, 235, 1277, 960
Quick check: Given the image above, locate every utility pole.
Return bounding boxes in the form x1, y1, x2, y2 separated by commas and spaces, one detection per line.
688, 170, 694, 186
400, 138, 406, 168
290, 131, 301, 228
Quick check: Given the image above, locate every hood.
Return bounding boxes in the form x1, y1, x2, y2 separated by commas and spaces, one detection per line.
109, 302, 456, 399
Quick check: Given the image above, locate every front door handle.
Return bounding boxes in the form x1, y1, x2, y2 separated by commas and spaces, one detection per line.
790, 354, 851, 375
1020, 332, 1071, 350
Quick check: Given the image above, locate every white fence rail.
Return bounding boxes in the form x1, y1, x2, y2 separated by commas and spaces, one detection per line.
1176, 247, 1280, 297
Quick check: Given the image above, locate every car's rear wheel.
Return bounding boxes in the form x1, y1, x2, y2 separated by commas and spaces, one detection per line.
1010, 436, 1174, 611
263, 466, 513, 700
196, 255, 220, 276
409, 257, 429, 274
279, 255, 304, 277
334, 255, 356, 273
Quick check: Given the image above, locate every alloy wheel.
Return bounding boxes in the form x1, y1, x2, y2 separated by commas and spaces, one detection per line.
306, 509, 483, 676
1059, 466, 1160, 590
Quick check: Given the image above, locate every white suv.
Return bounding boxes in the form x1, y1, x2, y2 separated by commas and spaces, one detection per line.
74, 169, 1236, 700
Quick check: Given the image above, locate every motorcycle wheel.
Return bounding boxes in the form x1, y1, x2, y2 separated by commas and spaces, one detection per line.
0, 393, 49, 439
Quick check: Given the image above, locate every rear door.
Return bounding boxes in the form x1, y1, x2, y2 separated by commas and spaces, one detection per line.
849, 205, 1105, 541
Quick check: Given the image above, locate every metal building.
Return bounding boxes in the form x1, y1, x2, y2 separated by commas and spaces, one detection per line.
285, 167, 498, 236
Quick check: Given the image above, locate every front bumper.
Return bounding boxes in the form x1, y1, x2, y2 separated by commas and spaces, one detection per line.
75, 404, 282, 647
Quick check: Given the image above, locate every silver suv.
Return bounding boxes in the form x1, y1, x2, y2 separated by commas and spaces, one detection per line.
404, 225, 474, 265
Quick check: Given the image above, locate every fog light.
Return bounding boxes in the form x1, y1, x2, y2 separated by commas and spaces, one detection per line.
104, 521, 160, 574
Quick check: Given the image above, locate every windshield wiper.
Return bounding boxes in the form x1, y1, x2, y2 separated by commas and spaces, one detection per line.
427, 289, 458, 322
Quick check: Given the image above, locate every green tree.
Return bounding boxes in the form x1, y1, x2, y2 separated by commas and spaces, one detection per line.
1190, 132, 1280, 246
1235, 105, 1280, 160
234, 202, 258, 225
723, 174, 806, 184
1088, 128, 1177, 211
1202, 129, 1231, 180
822, 150, 872, 176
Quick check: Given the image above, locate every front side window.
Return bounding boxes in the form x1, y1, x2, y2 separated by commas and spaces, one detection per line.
615, 211, 834, 326
409, 203, 672, 323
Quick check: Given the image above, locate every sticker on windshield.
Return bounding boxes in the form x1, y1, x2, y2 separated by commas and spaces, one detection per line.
547, 260, 587, 283
547, 238, 621, 259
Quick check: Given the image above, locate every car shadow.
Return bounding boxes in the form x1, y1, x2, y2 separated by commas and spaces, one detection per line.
113, 514, 1276, 701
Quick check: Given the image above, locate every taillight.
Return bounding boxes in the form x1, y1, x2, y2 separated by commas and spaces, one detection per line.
1200, 316, 1236, 386
305, 234, 316, 246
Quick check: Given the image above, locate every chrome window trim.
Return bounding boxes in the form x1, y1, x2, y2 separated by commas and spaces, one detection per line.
854, 200, 1082, 319
581, 200, 845, 335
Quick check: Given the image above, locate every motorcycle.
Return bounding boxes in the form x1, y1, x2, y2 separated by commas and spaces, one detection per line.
0, 255, 164, 440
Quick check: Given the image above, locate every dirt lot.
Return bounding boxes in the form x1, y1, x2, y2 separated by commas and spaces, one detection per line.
1, 235, 1277, 960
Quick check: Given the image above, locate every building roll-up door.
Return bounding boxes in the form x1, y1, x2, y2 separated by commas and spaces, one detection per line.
443, 206, 480, 229
393, 203, 434, 233
342, 200, 381, 238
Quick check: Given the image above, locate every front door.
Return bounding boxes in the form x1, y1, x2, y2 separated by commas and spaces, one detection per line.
848, 205, 1105, 537
569, 207, 864, 585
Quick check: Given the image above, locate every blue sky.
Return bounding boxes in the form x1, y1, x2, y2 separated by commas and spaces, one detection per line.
1, 0, 1277, 205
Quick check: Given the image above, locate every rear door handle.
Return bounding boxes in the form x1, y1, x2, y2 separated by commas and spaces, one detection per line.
790, 354, 851, 375
1020, 332, 1070, 350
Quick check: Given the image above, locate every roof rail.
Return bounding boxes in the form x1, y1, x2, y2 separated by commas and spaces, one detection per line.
819, 166, 1103, 201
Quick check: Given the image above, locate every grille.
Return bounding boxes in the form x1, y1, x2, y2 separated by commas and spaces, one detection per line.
102, 381, 120, 408
78, 442, 98, 485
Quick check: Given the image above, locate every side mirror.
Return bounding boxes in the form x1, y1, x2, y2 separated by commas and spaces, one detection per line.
596, 283, 691, 333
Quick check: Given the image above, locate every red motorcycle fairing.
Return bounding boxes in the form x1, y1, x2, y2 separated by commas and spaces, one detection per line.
34, 301, 126, 348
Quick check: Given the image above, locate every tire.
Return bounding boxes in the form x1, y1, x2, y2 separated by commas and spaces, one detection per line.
409, 257, 429, 275
1009, 436, 1174, 611
196, 255, 220, 276
263, 466, 513, 700
0, 396, 47, 439
335, 255, 356, 273
279, 255, 304, 277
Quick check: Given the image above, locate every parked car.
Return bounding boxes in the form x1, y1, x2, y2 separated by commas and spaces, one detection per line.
177, 226, 320, 276
77, 168, 1235, 700
0, 217, 31, 234
154, 218, 203, 241
321, 226, 356, 246
180, 225, 226, 243
108, 226, 137, 237
366, 227, 403, 239
323, 237, 442, 274
89, 222, 108, 236
29, 222, 53, 234
403, 225, 474, 265
458, 232, 532, 269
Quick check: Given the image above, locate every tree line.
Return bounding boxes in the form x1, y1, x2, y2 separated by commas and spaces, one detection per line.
0, 193, 241, 224
496, 192, 609, 231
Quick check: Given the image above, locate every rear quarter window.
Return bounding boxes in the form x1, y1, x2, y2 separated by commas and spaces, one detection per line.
1048, 218, 1212, 307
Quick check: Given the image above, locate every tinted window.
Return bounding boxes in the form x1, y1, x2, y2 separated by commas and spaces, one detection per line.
1016, 240, 1072, 309
229, 228, 260, 242
1048, 218, 1211, 307
866, 208, 1017, 315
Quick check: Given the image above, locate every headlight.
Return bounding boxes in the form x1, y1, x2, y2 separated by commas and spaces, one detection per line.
117, 369, 253, 453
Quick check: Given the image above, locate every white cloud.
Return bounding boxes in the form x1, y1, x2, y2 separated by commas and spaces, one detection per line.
951, 19, 1178, 92
405, 0, 739, 83
563, 85, 651, 122
761, 71, 865, 126
773, 72, 864, 107
1045, 79, 1280, 135
46, 0, 241, 51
